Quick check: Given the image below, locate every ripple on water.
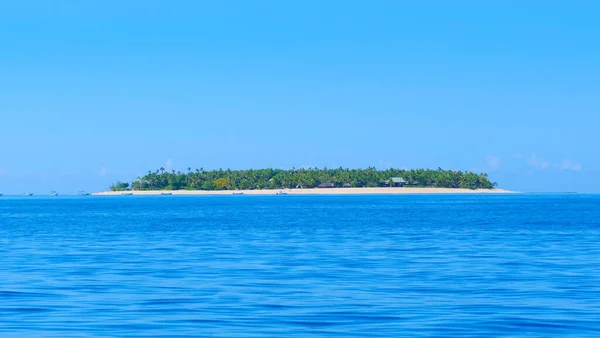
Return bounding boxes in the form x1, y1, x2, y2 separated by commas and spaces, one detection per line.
0, 195, 599, 336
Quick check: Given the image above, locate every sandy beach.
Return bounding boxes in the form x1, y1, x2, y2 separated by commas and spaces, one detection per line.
93, 187, 516, 196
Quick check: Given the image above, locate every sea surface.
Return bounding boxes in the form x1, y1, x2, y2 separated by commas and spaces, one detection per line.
0, 194, 599, 337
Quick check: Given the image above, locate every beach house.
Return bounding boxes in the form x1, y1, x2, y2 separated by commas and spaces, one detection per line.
385, 177, 406, 187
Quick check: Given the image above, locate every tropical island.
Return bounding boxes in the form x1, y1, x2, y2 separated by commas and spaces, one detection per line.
96, 167, 514, 195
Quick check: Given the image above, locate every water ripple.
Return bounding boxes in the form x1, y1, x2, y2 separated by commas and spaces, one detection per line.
0, 194, 599, 336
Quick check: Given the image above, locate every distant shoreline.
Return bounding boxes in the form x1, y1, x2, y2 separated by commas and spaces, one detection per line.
93, 187, 517, 196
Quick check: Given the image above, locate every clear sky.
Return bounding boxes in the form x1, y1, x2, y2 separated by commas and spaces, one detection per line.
1, 1, 599, 194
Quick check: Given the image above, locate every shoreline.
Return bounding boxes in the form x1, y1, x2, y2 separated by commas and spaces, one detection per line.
93, 187, 517, 196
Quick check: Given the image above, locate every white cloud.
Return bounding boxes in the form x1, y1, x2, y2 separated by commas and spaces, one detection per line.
378, 160, 393, 170
485, 156, 501, 170
528, 154, 551, 170
528, 153, 541, 167
561, 159, 582, 172
99, 167, 110, 177
165, 158, 173, 171
527, 153, 581, 172
512, 153, 524, 159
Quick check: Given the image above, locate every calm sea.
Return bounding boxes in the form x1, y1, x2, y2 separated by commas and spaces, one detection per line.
1, 195, 599, 337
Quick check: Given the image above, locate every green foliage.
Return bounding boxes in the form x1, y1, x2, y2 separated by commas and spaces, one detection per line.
121, 167, 497, 191
214, 177, 229, 190
109, 181, 130, 191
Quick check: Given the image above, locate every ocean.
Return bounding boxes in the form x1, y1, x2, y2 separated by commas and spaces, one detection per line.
1, 194, 599, 337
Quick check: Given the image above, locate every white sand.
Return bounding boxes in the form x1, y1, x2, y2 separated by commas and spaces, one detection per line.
93, 187, 517, 196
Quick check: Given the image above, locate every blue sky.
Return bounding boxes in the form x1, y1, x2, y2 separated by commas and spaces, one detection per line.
1, 1, 599, 193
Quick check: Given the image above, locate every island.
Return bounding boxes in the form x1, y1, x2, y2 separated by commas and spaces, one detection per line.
94, 167, 515, 195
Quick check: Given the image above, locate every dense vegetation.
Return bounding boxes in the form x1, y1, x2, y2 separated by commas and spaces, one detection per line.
110, 167, 496, 191
109, 181, 130, 191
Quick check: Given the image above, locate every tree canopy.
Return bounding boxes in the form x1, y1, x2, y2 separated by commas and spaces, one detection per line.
109, 181, 130, 191
110, 167, 497, 191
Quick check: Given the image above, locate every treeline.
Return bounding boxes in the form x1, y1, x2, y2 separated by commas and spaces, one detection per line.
109, 167, 496, 191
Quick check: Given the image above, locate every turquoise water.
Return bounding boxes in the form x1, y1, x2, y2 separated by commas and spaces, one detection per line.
1, 195, 599, 337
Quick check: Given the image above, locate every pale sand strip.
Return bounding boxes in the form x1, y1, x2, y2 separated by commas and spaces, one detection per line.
93, 188, 517, 196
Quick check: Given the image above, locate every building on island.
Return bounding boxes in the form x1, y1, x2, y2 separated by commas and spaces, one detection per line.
384, 177, 406, 187
342, 183, 351, 188
318, 182, 335, 188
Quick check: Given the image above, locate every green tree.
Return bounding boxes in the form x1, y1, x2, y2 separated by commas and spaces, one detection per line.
109, 181, 130, 191
111, 167, 497, 191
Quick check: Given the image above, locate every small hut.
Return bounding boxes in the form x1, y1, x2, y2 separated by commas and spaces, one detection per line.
317, 182, 335, 188
384, 177, 406, 187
